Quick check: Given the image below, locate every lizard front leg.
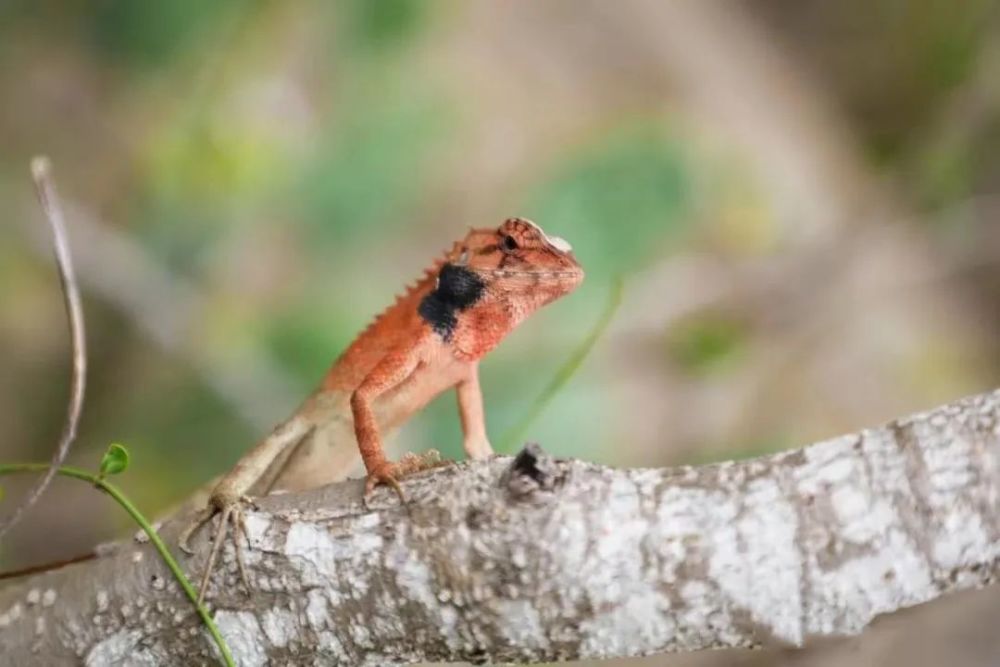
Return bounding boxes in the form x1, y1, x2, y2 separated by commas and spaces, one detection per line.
352, 345, 444, 499
179, 415, 312, 602
456, 363, 494, 460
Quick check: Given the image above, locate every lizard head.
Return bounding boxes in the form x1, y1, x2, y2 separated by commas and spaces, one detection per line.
457, 217, 584, 309
418, 218, 584, 348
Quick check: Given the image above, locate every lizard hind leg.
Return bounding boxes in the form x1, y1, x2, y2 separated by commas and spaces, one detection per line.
177, 415, 312, 603
179, 494, 256, 604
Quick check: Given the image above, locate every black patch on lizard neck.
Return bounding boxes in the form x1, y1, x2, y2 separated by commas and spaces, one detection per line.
419, 263, 486, 341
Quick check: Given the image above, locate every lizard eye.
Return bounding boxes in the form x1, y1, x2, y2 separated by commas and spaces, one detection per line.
500, 234, 519, 253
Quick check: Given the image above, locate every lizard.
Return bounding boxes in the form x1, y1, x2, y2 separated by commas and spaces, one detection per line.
178, 217, 584, 601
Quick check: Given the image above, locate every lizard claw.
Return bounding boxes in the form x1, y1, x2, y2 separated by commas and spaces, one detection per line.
362, 450, 449, 508
178, 506, 215, 556
178, 494, 255, 604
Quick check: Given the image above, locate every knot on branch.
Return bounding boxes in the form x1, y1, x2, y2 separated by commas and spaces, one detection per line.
502, 442, 565, 498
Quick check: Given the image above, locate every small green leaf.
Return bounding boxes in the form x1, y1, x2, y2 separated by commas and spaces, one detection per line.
0, 483, 5, 503
100, 443, 130, 477
668, 313, 748, 375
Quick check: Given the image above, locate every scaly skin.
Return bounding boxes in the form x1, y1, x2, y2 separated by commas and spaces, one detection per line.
180, 217, 584, 601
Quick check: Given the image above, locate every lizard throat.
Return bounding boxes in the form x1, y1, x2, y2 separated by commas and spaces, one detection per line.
418, 263, 486, 341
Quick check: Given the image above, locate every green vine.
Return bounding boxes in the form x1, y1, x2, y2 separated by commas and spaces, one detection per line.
0, 445, 235, 667
499, 275, 624, 452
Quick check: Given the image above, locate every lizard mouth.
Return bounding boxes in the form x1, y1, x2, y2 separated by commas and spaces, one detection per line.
490, 269, 582, 278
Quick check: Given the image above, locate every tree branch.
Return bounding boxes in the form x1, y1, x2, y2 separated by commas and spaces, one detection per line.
1, 389, 999, 665
0, 158, 87, 541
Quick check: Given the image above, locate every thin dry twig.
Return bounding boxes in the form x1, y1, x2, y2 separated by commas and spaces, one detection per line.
0, 157, 87, 540
27, 203, 302, 433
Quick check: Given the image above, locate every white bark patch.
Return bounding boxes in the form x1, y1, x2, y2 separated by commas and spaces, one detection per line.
933, 511, 991, 568
559, 475, 675, 655
315, 630, 348, 661
305, 588, 331, 630
811, 531, 931, 634
924, 433, 977, 500
85, 629, 147, 666
493, 599, 548, 650
214, 610, 268, 667
580, 587, 674, 658
261, 608, 298, 648
283, 518, 384, 588
243, 512, 272, 546
384, 528, 461, 650
710, 476, 802, 643
0, 602, 23, 628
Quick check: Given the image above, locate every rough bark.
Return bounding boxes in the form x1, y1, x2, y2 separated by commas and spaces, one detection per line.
1, 389, 999, 666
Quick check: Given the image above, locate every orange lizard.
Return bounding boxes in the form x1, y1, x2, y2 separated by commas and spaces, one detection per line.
179, 217, 584, 600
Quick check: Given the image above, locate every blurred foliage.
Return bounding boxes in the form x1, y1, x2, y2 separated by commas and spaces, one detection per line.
297, 97, 448, 245
338, 0, 427, 53
86, 0, 247, 69
527, 126, 691, 275
667, 313, 749, 376
264, 305, 355, 386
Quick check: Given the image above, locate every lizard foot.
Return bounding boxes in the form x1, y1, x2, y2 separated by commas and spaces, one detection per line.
363, 450, 449, 506
178, 493, 257, 604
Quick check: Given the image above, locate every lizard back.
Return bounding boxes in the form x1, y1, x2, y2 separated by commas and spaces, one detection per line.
321, 240, 460, 391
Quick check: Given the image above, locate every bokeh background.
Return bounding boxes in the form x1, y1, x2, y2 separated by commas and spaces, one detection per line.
2, 1, 1000, 665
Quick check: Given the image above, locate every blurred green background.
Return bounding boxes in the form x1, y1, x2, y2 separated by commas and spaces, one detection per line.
2, 1, 1000, 665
